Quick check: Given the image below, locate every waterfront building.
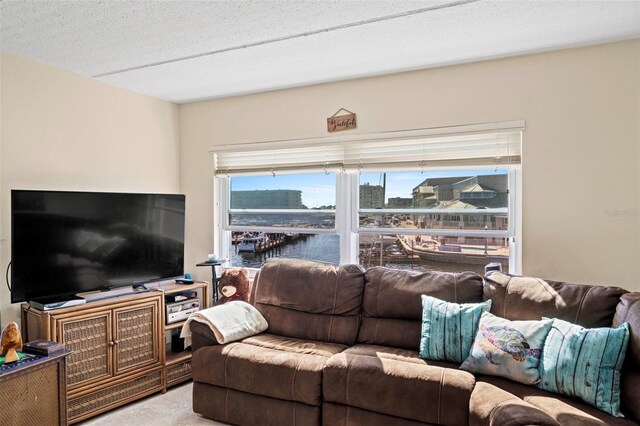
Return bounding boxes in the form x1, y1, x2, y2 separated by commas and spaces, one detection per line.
411, 175, 508, 234
231, 189, 304, 209
360, 183, 384, 209
387, 197, 413, 208
412, 177, 469, 207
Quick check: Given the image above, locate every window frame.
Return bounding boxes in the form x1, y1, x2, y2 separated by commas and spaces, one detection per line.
214, 165, 521, 274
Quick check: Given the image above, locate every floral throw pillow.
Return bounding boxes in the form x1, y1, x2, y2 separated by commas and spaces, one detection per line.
460, 312, 552, 385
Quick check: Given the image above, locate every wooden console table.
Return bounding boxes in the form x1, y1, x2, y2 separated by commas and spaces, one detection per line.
22, 291, 164, 424
0, 352, 68, 426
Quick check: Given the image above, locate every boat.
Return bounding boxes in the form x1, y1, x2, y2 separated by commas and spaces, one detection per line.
238, 233, 269, 252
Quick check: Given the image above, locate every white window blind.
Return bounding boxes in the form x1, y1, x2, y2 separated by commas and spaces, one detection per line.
212, 121, 523, 175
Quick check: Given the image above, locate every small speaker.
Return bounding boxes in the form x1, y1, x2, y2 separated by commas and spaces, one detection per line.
171, 329, 185, 352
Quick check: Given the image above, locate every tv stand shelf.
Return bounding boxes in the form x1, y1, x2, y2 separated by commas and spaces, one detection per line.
149, 281, 210, 388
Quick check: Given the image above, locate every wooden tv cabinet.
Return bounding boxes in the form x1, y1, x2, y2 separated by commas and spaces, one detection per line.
22, 291, 164, 424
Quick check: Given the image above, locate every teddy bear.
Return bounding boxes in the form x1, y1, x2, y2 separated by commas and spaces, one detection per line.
218, 268, 250, 304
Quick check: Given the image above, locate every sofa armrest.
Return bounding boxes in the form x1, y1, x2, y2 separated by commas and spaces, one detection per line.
189, 321, 220, 352
470, 382, 560, 426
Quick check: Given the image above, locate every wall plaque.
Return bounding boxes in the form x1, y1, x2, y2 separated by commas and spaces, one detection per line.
327, 108, 357, 132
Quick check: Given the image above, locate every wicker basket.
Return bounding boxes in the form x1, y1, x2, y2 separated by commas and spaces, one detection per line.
166, 360, 192, 386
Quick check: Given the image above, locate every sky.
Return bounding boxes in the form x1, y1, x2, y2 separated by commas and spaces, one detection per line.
231, 169, 507, 208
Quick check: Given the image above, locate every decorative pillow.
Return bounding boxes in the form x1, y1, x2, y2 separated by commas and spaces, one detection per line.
538, 318, 630, 417
460, 312, 552, 384
419, 295, 491, 363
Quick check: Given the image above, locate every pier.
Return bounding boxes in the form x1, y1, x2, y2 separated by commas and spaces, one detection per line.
236, 233, 307, 253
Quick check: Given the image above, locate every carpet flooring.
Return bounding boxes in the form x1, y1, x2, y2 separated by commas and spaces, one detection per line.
78, 382, 224, 425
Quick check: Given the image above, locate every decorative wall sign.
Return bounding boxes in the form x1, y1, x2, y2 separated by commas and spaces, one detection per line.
327, 108, 357, 132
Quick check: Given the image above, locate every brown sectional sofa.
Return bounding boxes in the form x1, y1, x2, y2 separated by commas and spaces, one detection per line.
190, 258, 640, 425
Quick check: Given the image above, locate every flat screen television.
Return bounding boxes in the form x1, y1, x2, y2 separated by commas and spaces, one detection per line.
11, 190, 185, 303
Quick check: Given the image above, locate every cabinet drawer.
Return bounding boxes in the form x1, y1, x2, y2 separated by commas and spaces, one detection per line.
166, 359, 192, 387
68, 368, 163, 424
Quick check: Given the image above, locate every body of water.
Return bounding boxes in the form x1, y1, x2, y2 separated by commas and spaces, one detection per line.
231, 234, 340, 268
231, 234, 506, 274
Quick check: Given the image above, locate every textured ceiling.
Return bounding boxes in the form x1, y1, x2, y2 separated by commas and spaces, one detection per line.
1, 0, 639, 104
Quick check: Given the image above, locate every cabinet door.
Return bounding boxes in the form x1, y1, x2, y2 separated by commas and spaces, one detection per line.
56, 311, 113, 389
113, 299, 161, 376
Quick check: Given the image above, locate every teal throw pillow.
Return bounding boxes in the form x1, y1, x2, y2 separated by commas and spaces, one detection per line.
460, 312, 552, 385
419, 295, 491, 363
538, 318, 630, 417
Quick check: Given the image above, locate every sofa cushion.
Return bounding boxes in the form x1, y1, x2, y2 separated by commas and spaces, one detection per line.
613, 292, 640, 423
192, 333, 347, 406
253, 259, 365, 345
469, 382, 560, 426
359, 267, 484, 350
420, 295, 491, 363
323, 344, 475, 425
478, 375, 638, 426
193, 382, 320, 426
323, 402, 428, 426
483, 271, 627, 328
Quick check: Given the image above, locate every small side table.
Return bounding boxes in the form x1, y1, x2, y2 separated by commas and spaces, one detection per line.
196, 261, 222, 303
0, 351, 68, 426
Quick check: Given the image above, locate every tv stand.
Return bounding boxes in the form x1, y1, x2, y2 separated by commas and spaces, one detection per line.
21, 291, 163, 424
77, 285, 150, 302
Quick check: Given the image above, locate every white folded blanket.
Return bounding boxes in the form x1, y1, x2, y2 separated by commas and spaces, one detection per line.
180, 301, 268, 347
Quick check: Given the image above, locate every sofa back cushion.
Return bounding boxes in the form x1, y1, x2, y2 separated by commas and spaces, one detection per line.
612, 292, 640, 423
357, 267, 484, 350
483, 271, 627, 328
252, 258, 365, 346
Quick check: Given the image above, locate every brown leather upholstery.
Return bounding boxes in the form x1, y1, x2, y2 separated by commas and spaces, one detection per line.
323, 402, 433, 426
358, 267, 483, 350
483, 271, 627, 327
192, 333, 346, 406
189, 320, 218, 352
323, 344, 475, 425
253, 259, 365, 345
477, 375, 638, 426
193, 382, 320, 426
191, 261, 639, 426
469, 382, 560, 426
613, 292, 640, 423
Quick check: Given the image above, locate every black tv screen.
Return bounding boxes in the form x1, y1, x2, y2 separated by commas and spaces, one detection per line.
11, 190, 185, 303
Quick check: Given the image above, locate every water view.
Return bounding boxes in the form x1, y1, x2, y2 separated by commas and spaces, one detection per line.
231, 233, 508, 274
231, 233, 340, 268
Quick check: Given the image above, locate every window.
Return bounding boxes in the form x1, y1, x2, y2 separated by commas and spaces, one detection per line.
213, 122, 522, 274
357, 170, 514, 274
224, 173, 341, 267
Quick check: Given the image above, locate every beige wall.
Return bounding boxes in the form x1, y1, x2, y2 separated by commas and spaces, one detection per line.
180, 39, 640, 291
0, 53, 180, 323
